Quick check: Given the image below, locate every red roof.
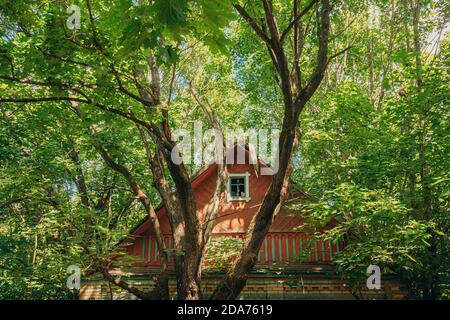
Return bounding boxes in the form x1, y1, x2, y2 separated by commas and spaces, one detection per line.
132, 144, 308, 236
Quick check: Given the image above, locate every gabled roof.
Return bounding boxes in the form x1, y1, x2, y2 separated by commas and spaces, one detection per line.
125, 143, 307, 238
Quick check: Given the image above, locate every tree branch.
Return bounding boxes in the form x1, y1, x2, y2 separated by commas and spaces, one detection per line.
294, 0, 331, 113
233, 4, 272, 46
99, 265, 157, 300
0, 196, 32, 210
188, 82, 228, 246
280, 0, 319, 43
0, 94, 173, 150
327, 46, 353, 66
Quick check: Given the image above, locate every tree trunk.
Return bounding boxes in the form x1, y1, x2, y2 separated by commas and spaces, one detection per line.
211, 128, 297, 299
212, 1, 330, 299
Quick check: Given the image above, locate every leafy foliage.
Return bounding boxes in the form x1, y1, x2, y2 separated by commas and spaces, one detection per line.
0, 0, 448, 299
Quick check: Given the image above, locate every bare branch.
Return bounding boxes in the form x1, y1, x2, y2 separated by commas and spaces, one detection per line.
327, 46, 353, 66
0, 196, 32, 210
294, 0, 331, 113
0, 96, 84, 104
99, 265, 157, 300
0, 94, 172, 150
262, 0, 281, 44
188, 82, 228, 246
188, 82, 221, 131
233, 4, 272, 46
85, 0, 103, 52
280, 0, 319, 43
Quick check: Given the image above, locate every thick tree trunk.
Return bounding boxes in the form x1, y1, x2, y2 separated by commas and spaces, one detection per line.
163, 155, 203, 300
138, 127, 188, 299
71, 101, 170, 299
211, 127, 297, 299
211, 0, 330, 300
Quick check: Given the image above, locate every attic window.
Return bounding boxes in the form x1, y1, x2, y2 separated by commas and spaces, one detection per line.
227, 173, 251, 202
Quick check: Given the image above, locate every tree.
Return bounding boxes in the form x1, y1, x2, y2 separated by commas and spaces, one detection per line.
211, 0, 338, 299
0, 0, 235, 300
1, 0, 448, 300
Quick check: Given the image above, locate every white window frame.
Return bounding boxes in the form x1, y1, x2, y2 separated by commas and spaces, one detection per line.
227, 172, 251, 202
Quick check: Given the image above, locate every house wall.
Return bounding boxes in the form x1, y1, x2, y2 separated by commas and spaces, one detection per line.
126, 148, 330, 265
125, 233, 343, 267
82, 147, 408, 300
80, 272, 407, 300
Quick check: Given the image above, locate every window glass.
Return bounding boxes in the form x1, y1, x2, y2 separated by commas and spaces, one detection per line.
230, 176, 246, 198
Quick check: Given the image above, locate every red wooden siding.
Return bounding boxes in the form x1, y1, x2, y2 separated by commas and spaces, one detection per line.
122, 145, 341, 269
128, 233, 344, 267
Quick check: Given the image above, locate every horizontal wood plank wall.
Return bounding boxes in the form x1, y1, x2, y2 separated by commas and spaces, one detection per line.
126, 233, 344, 267
80, 277, 407, 300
